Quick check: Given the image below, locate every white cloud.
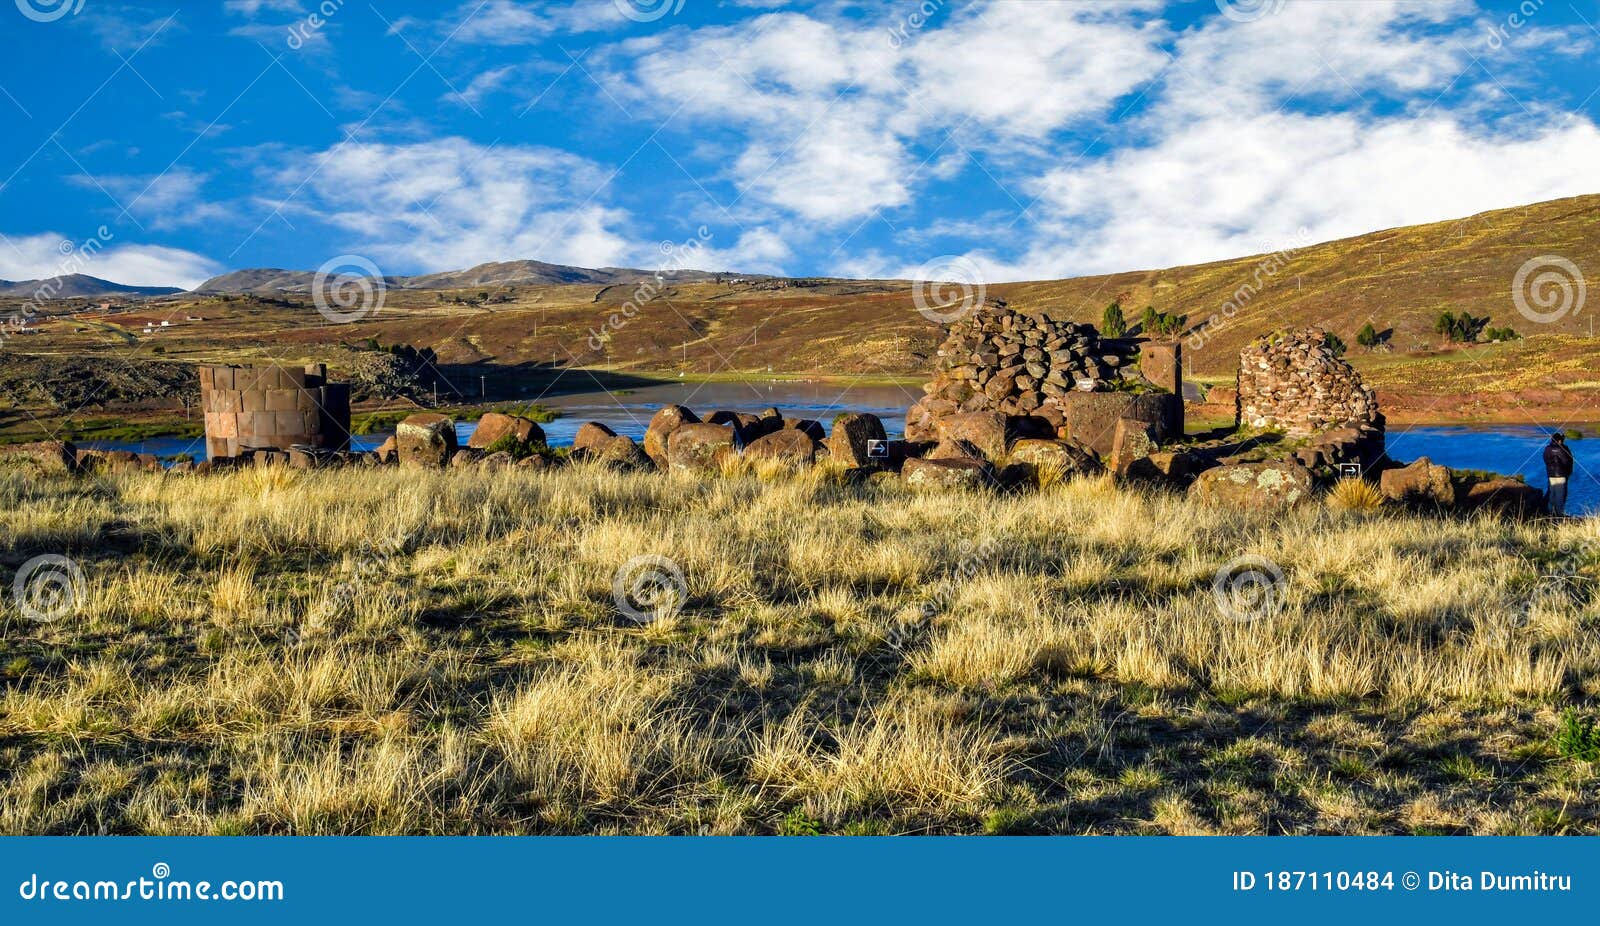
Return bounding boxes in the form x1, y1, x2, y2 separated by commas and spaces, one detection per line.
275, 138, 640, 272
604, 5, 1171, 226
448, 65, 517, 107
0, 232, 221, 290
448, 0, 625, 44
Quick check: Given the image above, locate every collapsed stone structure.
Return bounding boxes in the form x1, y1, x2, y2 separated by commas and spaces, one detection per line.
200, 363, 351, 461
1237, 328, 1379, 437
905, 300, 1184, 448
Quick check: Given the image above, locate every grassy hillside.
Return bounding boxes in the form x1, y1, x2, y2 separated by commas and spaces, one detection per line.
4, 195, 1597, 428
3, 463, 1599, 834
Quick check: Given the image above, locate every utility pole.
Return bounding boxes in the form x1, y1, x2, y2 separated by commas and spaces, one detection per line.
481, 375, 486, 398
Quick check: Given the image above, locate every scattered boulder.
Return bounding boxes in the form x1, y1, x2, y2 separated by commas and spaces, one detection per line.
516, 454, 550, 470
0, 440, 77, 474
572, 421, 618, 455
667, 423, 737, 474
1110, 417, 1159, 475
451, 449, 479, 468
375, 436, 397, 464
825, 412, 888, 467
1191, 462, 1315, 509
479, 451, 515, 471
902, 456, 993, 490
744, 428, 820, 466
288, 448, 319, 470
1460, 476, 1543, 516
1379, 457, 1455, 507
468, 412, 544, 451
935, 411, 1010, 462
396, 413, 457, 467
1006, 438, 1100, 478
783, 418, 826, 440
595, 435, 652, 471
1062, 391, 1181, 457
644, 405, 700, 468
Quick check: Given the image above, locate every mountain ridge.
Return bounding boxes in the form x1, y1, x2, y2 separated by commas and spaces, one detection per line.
0, 274, 184, 299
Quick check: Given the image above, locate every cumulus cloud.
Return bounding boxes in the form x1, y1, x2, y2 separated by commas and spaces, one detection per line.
274, 137, 640, 272
0, 231, 222, 290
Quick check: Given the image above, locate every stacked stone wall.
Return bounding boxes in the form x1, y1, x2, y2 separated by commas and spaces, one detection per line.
1237, 327, 1379, 437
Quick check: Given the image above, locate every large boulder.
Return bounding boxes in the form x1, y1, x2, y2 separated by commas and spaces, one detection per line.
783, 418, 826, 441
935, 411, 1009, 462
644, 405, 700, 468
1061, 391, 1181, 457
468, 412, 545, 451
1007, 438, 1100, 477
1110, 417, 1159, 476
667, 423, 737, 473
825, 412, 888, 467
744, 428, 820, 466
1379, 457, 1456, 507
396, 413, 457, 467
595, 435, 652, 471
572, 421, 618, 456
0, 440, 77, 474
1460, 476, 1543, 516
1190, 462, 1315, 509
902, 457, 993, 490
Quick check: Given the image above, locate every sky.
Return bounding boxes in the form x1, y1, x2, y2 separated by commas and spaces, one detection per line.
0, 0, 1597, 290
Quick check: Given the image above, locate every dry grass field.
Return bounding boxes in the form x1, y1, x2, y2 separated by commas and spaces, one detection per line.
2, 462, 1599, 835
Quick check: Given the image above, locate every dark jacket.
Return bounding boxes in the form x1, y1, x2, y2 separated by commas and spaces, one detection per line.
1545, 441, 1574, 479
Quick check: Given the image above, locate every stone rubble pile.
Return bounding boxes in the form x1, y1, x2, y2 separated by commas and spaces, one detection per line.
905, 301, 1133, 441
1237, 327, 1380, 437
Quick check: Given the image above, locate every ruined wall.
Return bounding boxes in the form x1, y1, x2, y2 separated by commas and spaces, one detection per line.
906, 302, 1135, 440
1236, 327, 1379, 437
200, 364, 351, 460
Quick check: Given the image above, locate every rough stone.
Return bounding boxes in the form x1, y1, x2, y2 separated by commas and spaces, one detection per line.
1191, 462, 1315, 509
1006, 438, 1100, 477
825, 412, 888, 467
1460, 476, 1543, 516
0, 440, 77, 474
572, 421, 618, 455
468, 412, 545, 450
744, 428, 820, 466
1110, 417, 1160, 475
783, 418, 826, 441
595, 435, 652, 471
1238, 327, 1381, 438
1379, 457, 1456, 507
644, 405, 700, 468
396, 413, 457, 467
902, 456, 993, 490
935, 411, 1010, 462
667, 423, 737, 473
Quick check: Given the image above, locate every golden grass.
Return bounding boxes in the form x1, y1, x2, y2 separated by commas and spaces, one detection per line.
1, 464, 1597, 834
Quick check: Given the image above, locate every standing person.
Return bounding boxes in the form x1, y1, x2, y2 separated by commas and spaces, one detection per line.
1544, 431, 1574, 516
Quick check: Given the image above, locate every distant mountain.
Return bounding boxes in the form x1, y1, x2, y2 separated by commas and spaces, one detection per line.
193, 260, 753, 294
0, 274, 184, 299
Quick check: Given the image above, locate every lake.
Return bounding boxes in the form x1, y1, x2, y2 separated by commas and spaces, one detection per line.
1385, 424, 1597, 515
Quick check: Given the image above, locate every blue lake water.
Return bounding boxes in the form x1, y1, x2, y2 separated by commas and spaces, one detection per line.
1385, 425, 1597, 515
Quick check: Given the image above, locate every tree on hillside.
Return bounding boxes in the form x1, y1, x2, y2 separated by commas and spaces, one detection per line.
1102, 302, 1127, 337
1435, 310, 1490, 343
1485, 325, 1521, 343
1324, 332, 1347, 356
1139, 306, 1187, 338
1356, 323, 1379, 348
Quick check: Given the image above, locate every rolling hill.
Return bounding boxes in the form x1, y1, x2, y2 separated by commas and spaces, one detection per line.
0, 274, 184, 299
193, 260, 761, 295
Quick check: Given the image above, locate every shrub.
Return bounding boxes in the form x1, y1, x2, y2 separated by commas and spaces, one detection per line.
1141, 306, 1186, 337
1328, 477, 1383, 512
1485, 326, 1521, 342
1101, 302, 1127, 338
1554, 710, 1600, 762
1324, 332, 1347, 357
1356, 323, 1379, 348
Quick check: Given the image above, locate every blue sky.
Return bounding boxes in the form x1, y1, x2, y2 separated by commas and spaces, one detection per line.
1, 0, 1597, 289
